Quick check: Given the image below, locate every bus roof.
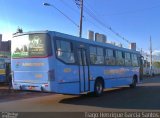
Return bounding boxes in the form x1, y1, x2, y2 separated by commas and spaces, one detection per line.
51, 31, 140, 55
13, 30, 140, 55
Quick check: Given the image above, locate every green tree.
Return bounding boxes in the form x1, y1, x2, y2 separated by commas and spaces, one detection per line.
153, 61, 160, 68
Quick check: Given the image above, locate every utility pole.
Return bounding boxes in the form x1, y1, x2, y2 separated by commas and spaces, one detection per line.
146, 54, 148, 68
79, 0, 83, 38
140, 48, 143, 55
150, 36, 153, 76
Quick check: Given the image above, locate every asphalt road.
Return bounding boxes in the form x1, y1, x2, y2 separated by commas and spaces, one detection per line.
0, 76, 160, 113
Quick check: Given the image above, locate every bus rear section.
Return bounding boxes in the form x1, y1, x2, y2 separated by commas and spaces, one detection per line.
11, 33, 53, 92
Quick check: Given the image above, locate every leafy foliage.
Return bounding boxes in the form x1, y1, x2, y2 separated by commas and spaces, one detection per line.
153, 61, 160, 68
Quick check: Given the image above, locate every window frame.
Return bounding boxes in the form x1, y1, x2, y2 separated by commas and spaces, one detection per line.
115, 50, 125, 66
89, 45, 105, 65
124, 52, 132, 66
131, 53, 139, 67
54, 37, 76, 65
105, 48, 116, 66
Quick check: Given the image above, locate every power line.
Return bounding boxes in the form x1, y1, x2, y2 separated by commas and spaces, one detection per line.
60, 0, 79, 15
83, 3, 131, 43
102, 4, 160, 16
83, 4, 131, 44
84, 2, 142, 51
74, 0, 122, 41
74, 0, 108, 34
84, 0, 98, 16
73, 0, 127, 47
83, 10, 127, 47
84, 18, 128, 48
43, 3, 79, 28
74, 0, 81, 9
73, 1, 141, 50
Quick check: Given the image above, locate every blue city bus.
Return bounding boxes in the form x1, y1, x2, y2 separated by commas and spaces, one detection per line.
11, 31, 142, 96
0, 58, 10, 83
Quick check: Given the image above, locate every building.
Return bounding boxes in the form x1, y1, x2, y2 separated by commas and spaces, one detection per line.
95, 33, 107, 43
0, 34, 11, 58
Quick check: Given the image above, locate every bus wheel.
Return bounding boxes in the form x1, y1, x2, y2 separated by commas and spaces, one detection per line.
94, 79, 104, 96
130, 76, 137, 88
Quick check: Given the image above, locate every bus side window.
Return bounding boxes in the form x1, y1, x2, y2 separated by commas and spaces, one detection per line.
115, 50, 124, 66
131, 54, 138, 66
56, 40, 75, 64
96, 47, 104, 64
125, 52, 131, 66
105, 49, 115, 65
89, 46, 97, 64
89, 46, 104, 65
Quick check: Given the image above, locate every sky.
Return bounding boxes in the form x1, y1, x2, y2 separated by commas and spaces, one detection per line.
0, 0, 160, 56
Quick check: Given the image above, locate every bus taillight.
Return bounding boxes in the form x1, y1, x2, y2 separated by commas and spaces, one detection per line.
43, 84, 48, 87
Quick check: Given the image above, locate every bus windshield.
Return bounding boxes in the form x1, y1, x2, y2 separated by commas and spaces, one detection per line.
12, 33, 52, 58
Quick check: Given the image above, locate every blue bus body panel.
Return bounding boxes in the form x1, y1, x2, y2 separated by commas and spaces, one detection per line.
51, 59, 139, 94
12, 58, 50, 71
88, 66, 139, 92
12, 58, 52, 91
14, 71, 48, 83
52, 60, 80, 94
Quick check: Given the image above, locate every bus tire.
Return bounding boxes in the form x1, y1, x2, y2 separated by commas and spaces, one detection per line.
130, 75, 137, 88
94, 79, 104, 97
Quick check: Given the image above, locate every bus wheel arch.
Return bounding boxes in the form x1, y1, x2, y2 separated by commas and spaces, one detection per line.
94, 77, 104, 96
130, 74, 138, 88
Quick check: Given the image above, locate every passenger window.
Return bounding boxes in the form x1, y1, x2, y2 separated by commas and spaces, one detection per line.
89, 46, 104, 65
56, 40, 75, 64
90, 46, 97, 64
90, 46, 96, 54
132, 54, 138, 66
115, 51, 124, 66
105, 49, 115, 65
125, 52, 131, 66
96, 47, 104, 64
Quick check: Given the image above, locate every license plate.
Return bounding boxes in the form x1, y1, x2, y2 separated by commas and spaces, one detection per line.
28, 86, 35, 90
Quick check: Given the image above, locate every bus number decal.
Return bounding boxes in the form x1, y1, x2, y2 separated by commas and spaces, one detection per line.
35, 74, 43, 78
104, 68, 129, 75
64, 68, 72, 73
22, 62, 44, 67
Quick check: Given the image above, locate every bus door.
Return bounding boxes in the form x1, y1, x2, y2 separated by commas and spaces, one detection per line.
78, 49, 90, 93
